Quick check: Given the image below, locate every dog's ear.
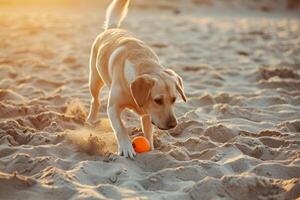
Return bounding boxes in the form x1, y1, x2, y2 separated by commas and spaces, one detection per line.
164, 69, 187, 102
130, 75, 155, 107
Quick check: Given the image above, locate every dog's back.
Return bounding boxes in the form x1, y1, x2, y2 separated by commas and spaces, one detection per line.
91, 0, 160, 86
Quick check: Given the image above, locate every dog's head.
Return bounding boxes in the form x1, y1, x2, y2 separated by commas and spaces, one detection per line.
130, 69, 186, 130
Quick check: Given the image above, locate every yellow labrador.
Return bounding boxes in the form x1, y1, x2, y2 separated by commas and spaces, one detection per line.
87, 0, 187, 158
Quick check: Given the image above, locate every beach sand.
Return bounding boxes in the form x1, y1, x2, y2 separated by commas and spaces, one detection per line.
0, 1, 300, 199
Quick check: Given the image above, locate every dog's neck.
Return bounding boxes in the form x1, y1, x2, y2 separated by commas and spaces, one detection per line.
137, 61, 163, 75
124, 59, 163, 84
124, 59, 137, 84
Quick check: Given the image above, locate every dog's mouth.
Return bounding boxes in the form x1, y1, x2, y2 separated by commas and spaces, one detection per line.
152, 121, 169, 130
158, 127, 169, 130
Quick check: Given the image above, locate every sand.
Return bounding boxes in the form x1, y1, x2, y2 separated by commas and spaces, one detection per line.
0, 1, 300, 199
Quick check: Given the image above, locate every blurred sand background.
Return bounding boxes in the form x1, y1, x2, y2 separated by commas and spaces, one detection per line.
0, 0, 300, 199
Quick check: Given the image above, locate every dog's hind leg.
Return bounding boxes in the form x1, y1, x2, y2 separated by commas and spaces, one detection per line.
87, 72, 103, 125
87, 46, 104, 125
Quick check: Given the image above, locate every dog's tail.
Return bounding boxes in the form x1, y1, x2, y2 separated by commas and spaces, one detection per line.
104, 0, 130, 30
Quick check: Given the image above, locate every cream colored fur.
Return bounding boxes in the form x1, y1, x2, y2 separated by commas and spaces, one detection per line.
87, 0, 187, 159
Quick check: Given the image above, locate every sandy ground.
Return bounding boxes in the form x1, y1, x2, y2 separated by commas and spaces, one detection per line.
0, 3, 300, 200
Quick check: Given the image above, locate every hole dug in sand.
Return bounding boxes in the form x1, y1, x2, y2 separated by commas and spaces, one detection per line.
63, 119, 117, 156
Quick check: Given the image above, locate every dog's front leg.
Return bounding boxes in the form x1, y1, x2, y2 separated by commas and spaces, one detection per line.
142, 115, 154, 150
107, 104, 136, 159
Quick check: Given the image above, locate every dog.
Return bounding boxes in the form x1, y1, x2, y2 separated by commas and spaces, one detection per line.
87, 0, 187, 159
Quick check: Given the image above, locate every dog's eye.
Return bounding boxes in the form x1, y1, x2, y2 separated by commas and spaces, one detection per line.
154, 98, 163, 105
171, 97, 176, 103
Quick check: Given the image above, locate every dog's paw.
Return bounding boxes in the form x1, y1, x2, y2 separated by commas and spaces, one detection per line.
118, 139, 136, 159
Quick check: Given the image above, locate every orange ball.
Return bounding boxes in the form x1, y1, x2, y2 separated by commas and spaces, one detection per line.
132, 136, 150, 153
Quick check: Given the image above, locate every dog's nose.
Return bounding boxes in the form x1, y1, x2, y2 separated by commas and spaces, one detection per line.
167, 118, 177, 129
